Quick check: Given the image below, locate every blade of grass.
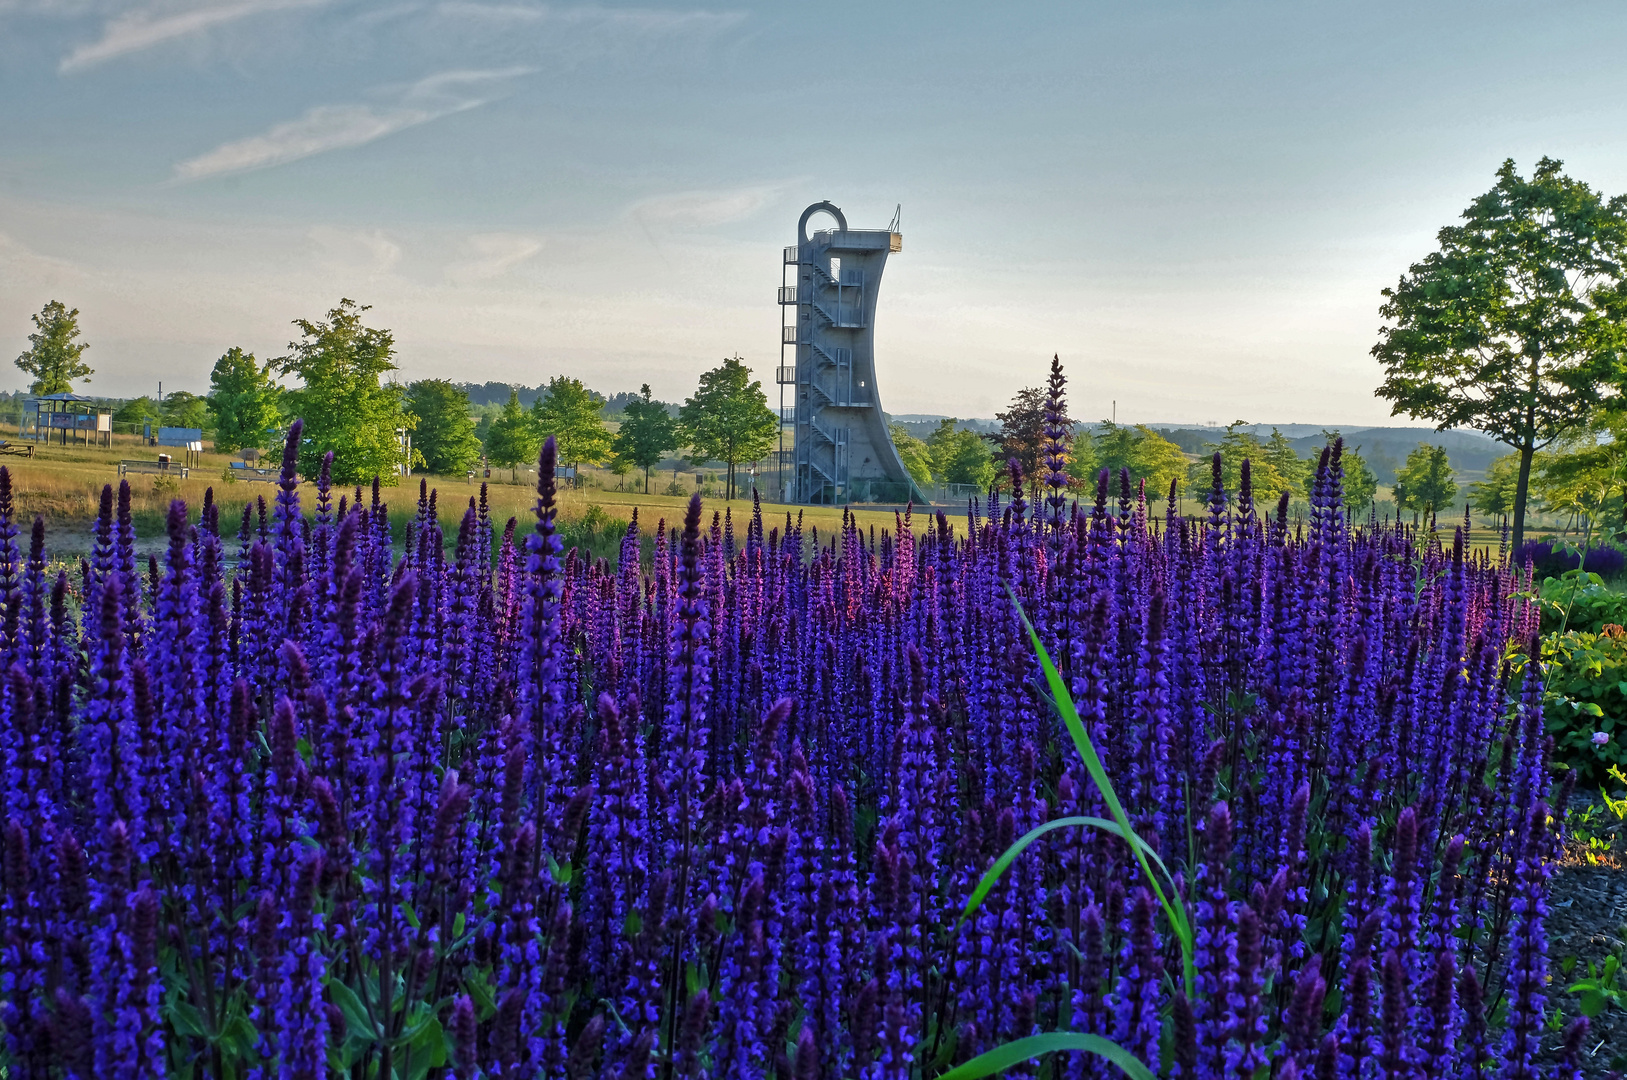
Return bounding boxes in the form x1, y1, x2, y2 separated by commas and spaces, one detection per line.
936, 1032, 1156, 1080
956, 815, 1175, 929
1006, 585, 1195, 998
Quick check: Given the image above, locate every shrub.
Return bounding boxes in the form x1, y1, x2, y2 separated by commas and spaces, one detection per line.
1534, 570, 1627, 635
1522, 627, 1627, 784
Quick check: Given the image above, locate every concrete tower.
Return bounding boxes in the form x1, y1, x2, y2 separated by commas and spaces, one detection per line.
777, 201, 924, 505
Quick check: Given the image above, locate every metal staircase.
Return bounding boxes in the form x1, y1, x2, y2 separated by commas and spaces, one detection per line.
776, 201, 918, 505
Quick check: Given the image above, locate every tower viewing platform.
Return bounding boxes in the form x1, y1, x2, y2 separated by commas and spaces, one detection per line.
777, 201, 924, 505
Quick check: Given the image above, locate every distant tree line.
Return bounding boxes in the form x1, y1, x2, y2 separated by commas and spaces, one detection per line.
11, 298, 781, 495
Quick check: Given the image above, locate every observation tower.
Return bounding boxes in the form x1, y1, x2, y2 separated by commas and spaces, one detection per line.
777, 201, 925, 505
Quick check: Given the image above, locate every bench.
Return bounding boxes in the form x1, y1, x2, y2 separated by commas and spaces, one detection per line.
118, 460, 189, 479
0, 442, 34, 458
229, 462, 282, 484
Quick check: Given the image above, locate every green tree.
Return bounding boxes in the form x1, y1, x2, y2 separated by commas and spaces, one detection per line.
678, 355, 778, 501
611, 383, 679, 493
274, 299, 414, 485
1088, 421, 1189, 498
927, 420, 997, 489
406, 379, 482, 474
486, 391, 540, 481
1262, 428, 1310, 497
15, 300, 92, 395
1193, 421, 1299, 502
209, 347, 283, 454
1393, 444, 1458, 515
608, 453, 634, 491
161, 390, 210, 431
113, 396, 161, 430
890, 424, 935, 491
1316, 430, 1379, 512
531, 376, 612, 473
1373, 157, 1627, 551
1534, 419, 1627, 534
994, 385, 1049, 484
1468, 452, 1522, 520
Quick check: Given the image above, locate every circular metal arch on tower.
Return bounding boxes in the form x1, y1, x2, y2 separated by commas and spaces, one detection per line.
798, 201, 848, 245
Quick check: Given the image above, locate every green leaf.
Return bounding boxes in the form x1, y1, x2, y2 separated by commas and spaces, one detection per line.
467, 969, 497, 1019
327, 978, 377, 1043
167, 1000, 210, 1039
957, 815, 1172, 928
1007, 586, 1195, 997
403, 1017, 447, 1080
452, 912, 467, 940
220, 1013, 259, 1058
935, 1033, 1156, 1080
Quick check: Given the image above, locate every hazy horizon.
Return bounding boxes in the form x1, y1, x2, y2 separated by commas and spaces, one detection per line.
5, 1, 1626, 427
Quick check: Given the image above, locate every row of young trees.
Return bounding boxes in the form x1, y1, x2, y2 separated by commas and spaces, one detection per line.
14, 297, 782, 492
474, 354, 778, 498
213, 317, 781, 493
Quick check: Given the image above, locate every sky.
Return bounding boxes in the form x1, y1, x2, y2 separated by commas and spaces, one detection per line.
3, 1, 1627, 425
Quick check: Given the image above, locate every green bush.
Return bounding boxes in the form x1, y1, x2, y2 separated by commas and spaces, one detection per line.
1528, 627, 1627, 784
1536, 570, 1627, 635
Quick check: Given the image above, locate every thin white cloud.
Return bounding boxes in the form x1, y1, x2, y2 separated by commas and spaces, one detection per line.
60, 0, 328, 71
433, 2, 744, 34
172, 66, 533, 180
446, 232, 543, 284
308, 225, 403, 274
627, 184, 786, 229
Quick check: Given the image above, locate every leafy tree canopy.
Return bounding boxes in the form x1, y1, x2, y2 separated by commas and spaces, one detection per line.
1393, 444, 1458, 515
1084, 421, 1190, 499
160, 391, 210, 431
113, 396, 160, 428
274, 299, 413, 485
1469, 453, 1522, 519
1193, 421, 1300, 502
994, 385, 1049, 483
209, 347, 283, 455
1262, 428, 1310, 497
1373, 156, 1627, 549
406, 379, 483, 475
1317, 430, 1379, 512
16, 300, 92, 395
1534, 418, 1627, 532
926, 420, 997, 489
485, 390, 540, 475
890, 424, 935, 491
612, 383, 680, 493
678, 355, 778, 501
531, 376, 612, 470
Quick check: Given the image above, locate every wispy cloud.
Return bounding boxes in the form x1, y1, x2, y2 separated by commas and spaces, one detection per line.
61, 0, 328, 71
627, 183, 787, 229
308, 225, 403, 273
446, 232, 542, 284
172, 67, 532, 180
433, 2, 744, 34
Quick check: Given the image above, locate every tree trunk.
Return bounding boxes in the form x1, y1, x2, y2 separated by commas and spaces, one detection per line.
1512, 345, 1541, 556
1511, 442, 1535, 555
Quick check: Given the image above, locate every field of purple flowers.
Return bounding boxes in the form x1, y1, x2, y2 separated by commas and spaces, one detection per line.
0, 366, 1588, 1078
